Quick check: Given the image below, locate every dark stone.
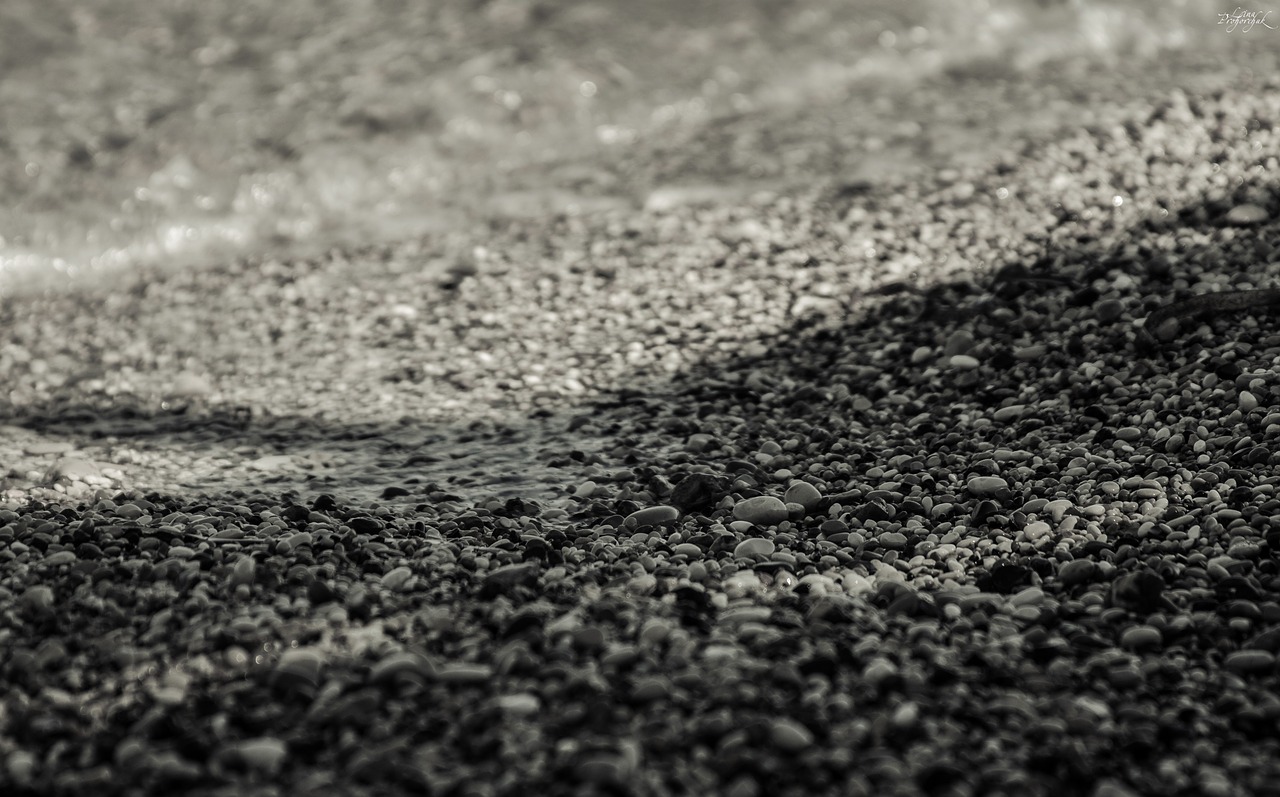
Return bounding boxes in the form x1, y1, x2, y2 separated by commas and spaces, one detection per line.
669, 473, 728, 515
977, 561, 1032, 594
1108, 570, 1168, 612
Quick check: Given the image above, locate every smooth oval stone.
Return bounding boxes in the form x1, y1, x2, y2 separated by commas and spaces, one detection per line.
230, 556, 256, 588
1009, 586, 1045, 607
1057, 559, 1097, 586
949, 354, 980, 370
944, 329, 975, 357
21, 585, 55, 613
1013, 344, 1046, 361
436, 663, 493, 683
232, 738, 287, 774
672, 543, 703, 558
625, 505, 679, 528
1225, 650, 1276, 673
733, 496, 788, 526
877, 532, 908, 549
769, 719, 814, 752
369, 651, 436, 684
495, 693, 540, 715
967, 476, 1010, 497
381, 566, 413, 591
1120, 625, 1163, 652
1226, 203, 1268, 225
993, 405, 1025, 422
733, 538, 776, 558
272, 648, 324, 692
783, 481, 822, 512
42, 550, 76, 567
1024, 521, 1051, 542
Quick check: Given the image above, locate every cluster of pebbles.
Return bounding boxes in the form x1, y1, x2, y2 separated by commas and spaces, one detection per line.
4, 66, 1280, 796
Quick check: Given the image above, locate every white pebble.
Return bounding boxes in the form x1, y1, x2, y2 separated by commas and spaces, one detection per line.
1225, 203, 1268, 225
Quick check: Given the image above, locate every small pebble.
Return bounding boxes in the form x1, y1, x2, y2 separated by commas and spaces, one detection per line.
272, 648, 325, 693
1120, 625, 1163, 652
733, 538, 776, 558
231, 737, 288, 775
783, 481, 822, 512
625, 505, 679, 528
495, 693, 540, 715
381, 566, 414, 591
967, 476, 1009, 497
877, 531, 908, 549
1225, 203, 1268, 225
732, 496, 789, 526
21, 585, 55, 615
370, 651, 436, 683
1224, 650, 1276, 673
229, 556, 256, 588
768, 719, 813, 752
1057, 559, 1097, 586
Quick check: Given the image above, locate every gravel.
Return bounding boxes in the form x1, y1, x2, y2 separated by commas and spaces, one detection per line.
3, 48, 1280, 797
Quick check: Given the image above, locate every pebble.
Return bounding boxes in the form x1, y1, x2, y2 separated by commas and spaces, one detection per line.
949, 354, 980, 370
1225, 203, 1269, 225
6, 750, 35, 786
944, 329, 975, 356
1224, 650, 1276, 673
437, 663, 493, 683
624, 505, 679, 528
380, 565, 414, 591
272, 648, 325, 693
783, 481, 822, 512
862, 657, 899, 688
20, 585, 55, 615
966, 476, 1009, 497
23, 441, 73, 456
768, 719, 814, 752
1057, 559, 1097, 586
1120, 625, 1163, 652
732, 496, 788, 526
495, 693, 541, 715
229, 737, 288, 775
877, 531, 908, 549
369, 651, 436, 684
481, 562, 539, 594
993, 405, 1025, 422
1023, 521, 1051, 542
732, 538, 776, 558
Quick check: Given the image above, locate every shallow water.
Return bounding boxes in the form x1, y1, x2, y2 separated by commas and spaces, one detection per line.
0, 0, 1230, 293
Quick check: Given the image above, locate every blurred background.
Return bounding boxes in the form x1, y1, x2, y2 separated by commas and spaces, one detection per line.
0, 0, 1258, 292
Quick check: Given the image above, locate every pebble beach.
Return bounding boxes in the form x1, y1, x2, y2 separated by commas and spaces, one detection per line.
4, 5, 1280, 797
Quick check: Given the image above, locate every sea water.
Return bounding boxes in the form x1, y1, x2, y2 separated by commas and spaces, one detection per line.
0, 0, 1239, 294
